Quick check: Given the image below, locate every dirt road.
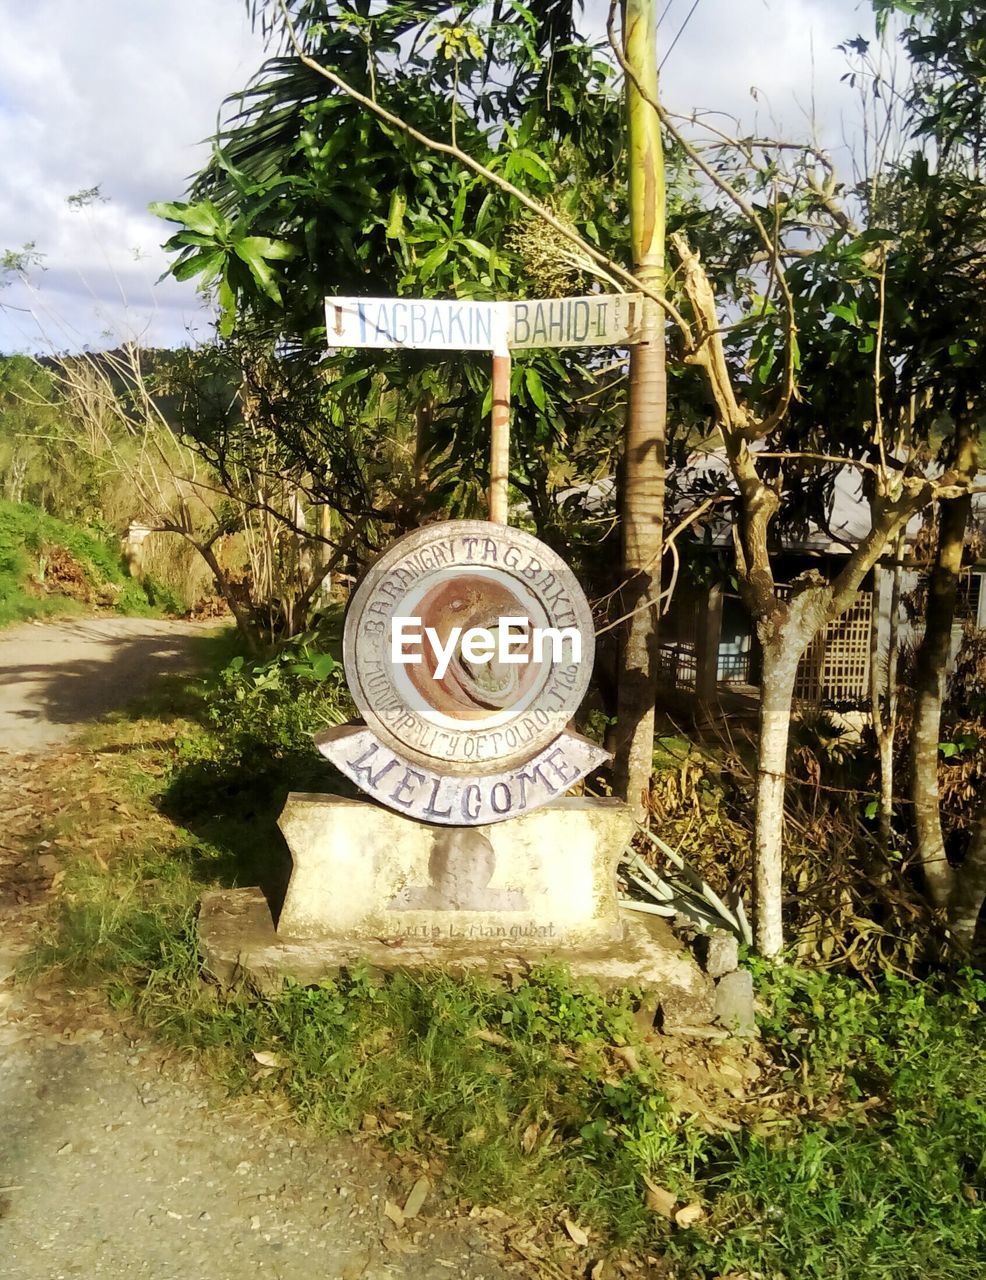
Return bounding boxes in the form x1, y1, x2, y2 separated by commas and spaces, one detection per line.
0, 616, 211, 753
0, 619, 519, 1280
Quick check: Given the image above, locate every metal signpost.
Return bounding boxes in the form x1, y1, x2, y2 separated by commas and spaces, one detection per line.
326, 293, 644, 524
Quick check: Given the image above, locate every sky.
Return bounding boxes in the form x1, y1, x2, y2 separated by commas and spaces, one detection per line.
0, 0, 878, 355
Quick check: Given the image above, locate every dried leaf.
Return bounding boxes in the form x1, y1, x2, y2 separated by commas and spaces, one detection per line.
383, 1200, 405, 1228
521, 1122, 539, 1154
361, 1112, 379, 1132
473, 1028, 511, 1048
402, 1176, 430, 1219
590, 1261, 606, 1279
252, 1050, 288, 1069
469, 1206, 510, 1224
381, 1234, 418, 1255
643, 1177, 677, 1219
563, 1219, 588, 1247
612, 1045, 640, 1073
674, 1202, 705, 1228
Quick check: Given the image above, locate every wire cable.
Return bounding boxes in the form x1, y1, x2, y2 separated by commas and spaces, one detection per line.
659, 0, 701, 70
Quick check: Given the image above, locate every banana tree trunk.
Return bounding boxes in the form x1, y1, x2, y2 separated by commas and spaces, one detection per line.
614, 0, 667, 816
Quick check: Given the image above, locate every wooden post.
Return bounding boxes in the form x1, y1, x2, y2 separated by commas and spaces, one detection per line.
318, 502, 333, 606
489, 350, 511, 524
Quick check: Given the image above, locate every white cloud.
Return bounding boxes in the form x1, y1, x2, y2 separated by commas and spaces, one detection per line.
0, 0, 880, 354
0, 0, 264, 353
659, 0, 872, 131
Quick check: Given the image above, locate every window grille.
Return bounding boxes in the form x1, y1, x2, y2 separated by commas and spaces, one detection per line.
794, 592, 873, 705
956, 571, 983, 624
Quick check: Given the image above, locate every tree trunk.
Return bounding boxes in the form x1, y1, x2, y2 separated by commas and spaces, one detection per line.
948, 801, 986, 951
413, 394, 433, 520
197, 539, 263, 657
910, 420, 977, 906
754, 625, 801, 956
614, 0, 667, 817
870, 532, 906, 849
695, 582, 723, 714
752, 591, 829, 956
317, 502, 333, 608
877, 733, 895, 850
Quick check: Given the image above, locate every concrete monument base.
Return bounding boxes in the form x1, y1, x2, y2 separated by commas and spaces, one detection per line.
197, 886, 714, 1031
195, 790, 716, 1031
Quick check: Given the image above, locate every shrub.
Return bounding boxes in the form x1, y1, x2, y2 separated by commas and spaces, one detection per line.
165, 626, 356, 828
203, 636, 355, 767
138, 572, 186, 615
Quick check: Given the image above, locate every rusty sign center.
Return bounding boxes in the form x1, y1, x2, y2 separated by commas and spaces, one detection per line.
341, 521, 595, 776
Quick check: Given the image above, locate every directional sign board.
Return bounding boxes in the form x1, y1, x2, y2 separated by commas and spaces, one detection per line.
325, 294, 642, 352
511, 294, 641, 350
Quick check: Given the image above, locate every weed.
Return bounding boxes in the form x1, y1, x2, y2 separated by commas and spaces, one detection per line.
131, 960, 702, 1245
671, 962, 986, 1278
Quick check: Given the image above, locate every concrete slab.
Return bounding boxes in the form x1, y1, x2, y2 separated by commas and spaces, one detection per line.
198, 886, 715, 1030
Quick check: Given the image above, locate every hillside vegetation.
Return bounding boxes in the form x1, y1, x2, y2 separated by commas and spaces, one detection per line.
0, 499, 177, 628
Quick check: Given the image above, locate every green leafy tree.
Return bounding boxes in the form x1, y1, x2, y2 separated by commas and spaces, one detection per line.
869, 0, 986, 945
152, 1, 632, 540
152, 0, 666, 764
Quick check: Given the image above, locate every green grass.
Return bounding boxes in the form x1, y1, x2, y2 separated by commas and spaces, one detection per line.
0, 498, 167, 627
22, 645, 986, 1278
34, 842, 986, 1277
136, 958, 708, 1241
674, 962, 986, 1278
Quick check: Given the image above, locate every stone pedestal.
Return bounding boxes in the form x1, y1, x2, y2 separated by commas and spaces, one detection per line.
197, 792, 715, 1030
276, 792, 631, 949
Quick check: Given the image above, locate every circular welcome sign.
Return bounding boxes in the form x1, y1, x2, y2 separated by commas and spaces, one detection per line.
342, 521, 595, 775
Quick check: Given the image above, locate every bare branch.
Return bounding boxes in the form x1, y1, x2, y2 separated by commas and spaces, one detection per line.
755, 451, 883, 476
593, 495, 723, 634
